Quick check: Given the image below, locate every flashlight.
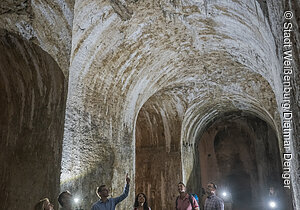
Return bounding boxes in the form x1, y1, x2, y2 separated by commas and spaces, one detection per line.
74, 197, 80, 203
269, 201, 277, 208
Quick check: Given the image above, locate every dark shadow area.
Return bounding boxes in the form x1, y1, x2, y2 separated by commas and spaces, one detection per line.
187, 112, 292, 210
224, 173, 252, 210
0, 29, 66, 210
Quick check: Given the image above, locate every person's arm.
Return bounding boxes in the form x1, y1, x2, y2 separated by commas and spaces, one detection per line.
192, 196, 200, 210
113, 173, 130, 205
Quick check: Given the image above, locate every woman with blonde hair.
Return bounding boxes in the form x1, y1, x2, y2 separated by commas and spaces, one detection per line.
34, 198, 54, 210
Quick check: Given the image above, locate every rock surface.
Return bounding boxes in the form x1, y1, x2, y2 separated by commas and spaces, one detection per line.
0, 29, 66, 210
0, 0, 299, 209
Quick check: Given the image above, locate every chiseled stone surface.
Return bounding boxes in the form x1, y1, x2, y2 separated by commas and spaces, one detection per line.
198, 114, 290, 209
0, 30, 66, 210
136, 97, 184, 209
0, 1, 72, 209
0, 0, 299, 209
284, 1, 300, 209
0, 0, 74, 76
62, 0, 298, 209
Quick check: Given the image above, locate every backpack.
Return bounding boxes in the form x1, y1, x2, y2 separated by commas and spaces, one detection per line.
175, 193, 198, 210
190, 193, 199, 205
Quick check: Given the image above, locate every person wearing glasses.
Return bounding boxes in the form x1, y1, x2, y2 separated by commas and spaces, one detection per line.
91, 173, 130, 210
204, 182, 224, 210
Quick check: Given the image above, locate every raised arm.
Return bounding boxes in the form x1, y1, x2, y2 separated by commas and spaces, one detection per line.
114, 173, 130, 205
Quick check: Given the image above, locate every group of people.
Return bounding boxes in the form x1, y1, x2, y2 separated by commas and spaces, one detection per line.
35, 174, 224, 210
176, 182, 224, 210
35, 190, 73, 210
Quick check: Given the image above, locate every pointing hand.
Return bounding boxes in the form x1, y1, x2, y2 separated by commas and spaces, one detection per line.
126, 173, 130, 184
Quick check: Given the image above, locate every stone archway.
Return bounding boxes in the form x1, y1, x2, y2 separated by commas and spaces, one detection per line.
0, 30, 66, 210
198, 112, 290, 210
58, 1, 299, 209
135, 95, 184, 210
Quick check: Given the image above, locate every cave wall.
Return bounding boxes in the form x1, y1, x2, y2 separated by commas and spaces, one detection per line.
283, 1, 300, 208
0, 1, 73, 209
198, 114, 289, 210
0, 0, 74, 76
0, 30, 66, 210
61, 0, 299, 209
135, 95, 184, 209
0, 0, 299, 209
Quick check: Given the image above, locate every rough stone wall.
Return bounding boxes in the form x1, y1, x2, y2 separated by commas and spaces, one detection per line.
62, 0, 297, 209
0, 1, 73, 209
198, 114, 289, 209
136, 96, 184, 209
283, 1, 300, 209
0, 30, 65, 210
1, 0, 299, 210
0, 0, 74, 76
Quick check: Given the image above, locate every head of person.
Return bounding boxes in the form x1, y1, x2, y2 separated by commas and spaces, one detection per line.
96, 185, 109, 199
269, 186, 276, 196
134, 193, 149, 209
34, 198, 54, 210
178, 182, 186, 194
58, 191, 73, 207
206, 182, 217, 196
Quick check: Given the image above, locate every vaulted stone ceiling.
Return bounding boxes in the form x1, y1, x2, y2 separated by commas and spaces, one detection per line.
62, 1, 287, 209
0, 0, 299, 210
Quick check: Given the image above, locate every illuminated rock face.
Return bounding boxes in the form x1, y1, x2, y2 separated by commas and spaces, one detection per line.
0, 0, 300, 210
63, 1, 284, 209
0, 0, 74, 76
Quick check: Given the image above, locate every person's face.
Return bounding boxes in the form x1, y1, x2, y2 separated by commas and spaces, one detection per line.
99, 186, 109, 198
138, 194, 146, 204
44, 200, 54, 210
206, 183, 215, 195
178, 183, 186, 193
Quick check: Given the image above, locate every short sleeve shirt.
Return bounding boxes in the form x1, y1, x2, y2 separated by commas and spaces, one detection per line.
176, 194, 199, 210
